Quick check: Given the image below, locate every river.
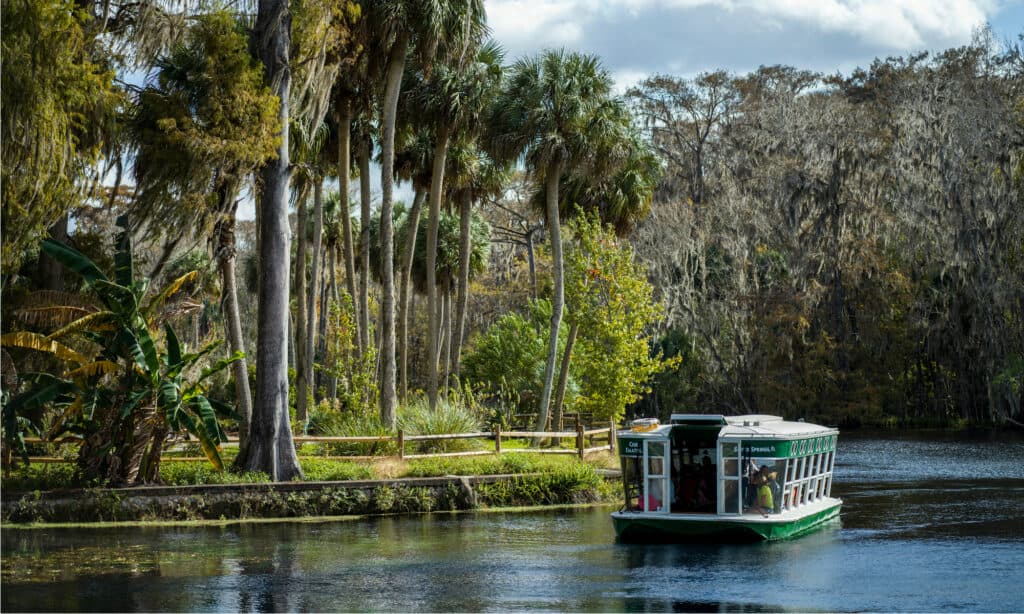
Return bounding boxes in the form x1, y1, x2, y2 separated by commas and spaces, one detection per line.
3, 433, 1023, 612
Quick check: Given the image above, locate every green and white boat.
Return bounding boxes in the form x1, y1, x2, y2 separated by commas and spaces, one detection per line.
611, 414, 841, 542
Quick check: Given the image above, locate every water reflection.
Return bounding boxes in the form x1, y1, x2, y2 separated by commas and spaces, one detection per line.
3, 434, 1024, 612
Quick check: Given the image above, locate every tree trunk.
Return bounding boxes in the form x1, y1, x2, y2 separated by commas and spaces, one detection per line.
453, 190, 472, 378
553, 321, 578, 431
240, 0, 303, 481
335, 101, 359, 358
536, 157, 564, 435
358, 131, 372, 359
213, 194, 253, 463
378, 34, 408, 427
426, 123, 451, 410
38, 214, 68, 291
526, 227, 538, 301
440, 285, 451, 392
305, 175, 324, 429
327, 242, 340, 401
294, 182, 309, 427
399, 188, 426, 403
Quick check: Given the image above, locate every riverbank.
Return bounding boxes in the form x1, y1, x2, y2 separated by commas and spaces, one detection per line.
1, 460, 621, 525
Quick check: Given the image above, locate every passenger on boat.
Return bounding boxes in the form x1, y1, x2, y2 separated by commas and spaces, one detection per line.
768, 470, 782, 513
754, 465, 774, 516
745, 459, 760, 507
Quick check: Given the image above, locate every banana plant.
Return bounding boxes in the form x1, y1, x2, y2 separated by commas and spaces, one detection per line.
1, 216, 239, 484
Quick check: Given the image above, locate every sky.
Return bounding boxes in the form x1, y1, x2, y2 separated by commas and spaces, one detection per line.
485, 0, 1024, 91
246, 0, 1023, 219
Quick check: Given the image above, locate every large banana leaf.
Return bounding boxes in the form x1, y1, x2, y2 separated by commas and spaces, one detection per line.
3, 373, 77, 415
176, 411, 223, 471
15, 304, 95, 329
132, 314, 160, 375
119, 389, 151, 420
180, 339, 224, 370
189, 395, 222, 446
114, 214, 134, 288
1, 332, 89, 364
41, 239, 108, 284
194, 351, 244, 386
164, 323, 183, 370
64, 360, 119, 379
45, 310, 116, 341
92, 280, 138, 316
143, 270, 199, 318
158, 377, 182, 419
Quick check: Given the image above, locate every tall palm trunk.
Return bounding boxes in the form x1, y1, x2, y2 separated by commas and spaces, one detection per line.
536, 157, 564, 434
426, 123, 452, 410
294, 183, 309, 426
335, 102, 359, 356
357, 132, 372, 358
378, 34, 408, 427
453, 190, 472, 378
552, 321, 578, 431
241, 0, 303, 481
327, 242, 340, 400
439, 286, 451, 391
305, 175, 324, 428
399, 188, 426, 403
213, 191, 253, 459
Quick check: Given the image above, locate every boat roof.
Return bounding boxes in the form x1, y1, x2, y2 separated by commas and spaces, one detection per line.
625, 414, 836, 439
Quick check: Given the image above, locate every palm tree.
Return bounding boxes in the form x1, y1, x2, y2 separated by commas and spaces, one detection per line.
445, 142, 510, 378
365, 0, 486, 427
409, 38, 501, 408
487, 49, 623, 433
126, 11, 278, 459
241, 0, 304, 480
393, 127, 435, 401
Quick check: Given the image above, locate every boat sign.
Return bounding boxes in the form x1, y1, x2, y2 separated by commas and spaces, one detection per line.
621, 438, 644, 457
741, 436, 836, 458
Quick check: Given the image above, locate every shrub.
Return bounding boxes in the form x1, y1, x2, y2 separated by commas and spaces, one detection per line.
316, 407, 397, 456
397, 394, 483, 453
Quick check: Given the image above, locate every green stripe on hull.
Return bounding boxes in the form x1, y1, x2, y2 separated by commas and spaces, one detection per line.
613, 502, 841, 543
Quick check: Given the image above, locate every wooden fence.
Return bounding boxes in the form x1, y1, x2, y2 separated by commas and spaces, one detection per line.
14, 422, 618, 466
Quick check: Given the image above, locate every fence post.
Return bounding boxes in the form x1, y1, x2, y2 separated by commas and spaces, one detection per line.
577, 422, 585, 459
495, 424, 502, 455
398, 429, 405, 460
609, 421, 617, 453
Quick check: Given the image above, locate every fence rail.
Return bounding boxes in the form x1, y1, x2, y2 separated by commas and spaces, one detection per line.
13, 422, 618, 466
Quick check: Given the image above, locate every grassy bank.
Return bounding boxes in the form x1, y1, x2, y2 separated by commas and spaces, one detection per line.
0, 452, 620, 524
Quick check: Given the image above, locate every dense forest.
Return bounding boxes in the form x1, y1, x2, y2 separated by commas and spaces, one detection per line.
1, 0, 1021, 485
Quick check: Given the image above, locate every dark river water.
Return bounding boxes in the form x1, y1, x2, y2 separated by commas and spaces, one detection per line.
3, 433, 1023, 612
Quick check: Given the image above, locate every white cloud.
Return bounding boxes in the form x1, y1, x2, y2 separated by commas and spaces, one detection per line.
756, 0, 992, 48
486, 0, 995, 55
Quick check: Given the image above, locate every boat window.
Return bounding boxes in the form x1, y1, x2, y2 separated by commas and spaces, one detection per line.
718, 441, 741, 514
621, 456, 643, 511
723, 480, 739, 514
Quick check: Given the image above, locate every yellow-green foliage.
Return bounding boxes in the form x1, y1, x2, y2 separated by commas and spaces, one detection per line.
131, 10, 280, 218
1, 0, 121, 269
565, 214, 679, 422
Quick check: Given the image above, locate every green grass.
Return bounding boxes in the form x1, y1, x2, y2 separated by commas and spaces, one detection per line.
300, 458, 373, 481
404, 452, 580, 477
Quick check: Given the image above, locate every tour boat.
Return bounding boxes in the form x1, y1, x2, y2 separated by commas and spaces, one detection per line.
611, 414, 841, 542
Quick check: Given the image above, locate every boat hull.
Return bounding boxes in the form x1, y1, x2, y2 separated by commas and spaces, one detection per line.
611, 499, 841, 542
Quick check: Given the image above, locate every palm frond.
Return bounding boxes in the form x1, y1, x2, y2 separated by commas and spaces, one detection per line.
45, 310, 117, 341
143, 270, 199, 317
0, 332, 89, 364
64, 361, 120, 379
